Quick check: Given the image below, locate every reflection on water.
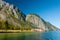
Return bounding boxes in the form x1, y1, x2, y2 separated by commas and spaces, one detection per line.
0, 31, 60, 40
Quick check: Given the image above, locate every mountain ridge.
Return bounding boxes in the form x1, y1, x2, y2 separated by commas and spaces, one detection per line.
0, 0, 59, 31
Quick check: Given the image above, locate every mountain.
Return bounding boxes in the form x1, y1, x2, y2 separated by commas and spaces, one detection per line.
0, 0, 35, 30
0, 0, 59, 31
26, 14, 59, 31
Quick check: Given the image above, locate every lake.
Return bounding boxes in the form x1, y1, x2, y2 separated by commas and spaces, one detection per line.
0, 31, 60, 40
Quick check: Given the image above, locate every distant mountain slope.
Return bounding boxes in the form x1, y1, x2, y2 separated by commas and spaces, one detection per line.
45, 22, 59, 31
26, 14, 59, 31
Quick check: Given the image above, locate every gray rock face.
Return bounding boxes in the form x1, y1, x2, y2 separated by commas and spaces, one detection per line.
0, 0, 37, 30
26, 14, 59, 31
0, 0, 26, 29
0, 0, 25, 21
26, 14, 45, 30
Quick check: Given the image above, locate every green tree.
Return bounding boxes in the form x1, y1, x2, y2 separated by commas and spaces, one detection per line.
4, 21, 10, 30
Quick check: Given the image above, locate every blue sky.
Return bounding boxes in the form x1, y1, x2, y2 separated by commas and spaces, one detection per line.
4, 0, 60, 28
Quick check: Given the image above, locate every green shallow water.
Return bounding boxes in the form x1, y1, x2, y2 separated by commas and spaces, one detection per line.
0, 31, 60, 40
0, 32, 41, 40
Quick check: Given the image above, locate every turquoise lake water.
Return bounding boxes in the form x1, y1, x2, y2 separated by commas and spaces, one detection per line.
0, 31, 60, 40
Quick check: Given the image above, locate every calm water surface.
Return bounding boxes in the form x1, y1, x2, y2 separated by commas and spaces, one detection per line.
0, 31, 60, 40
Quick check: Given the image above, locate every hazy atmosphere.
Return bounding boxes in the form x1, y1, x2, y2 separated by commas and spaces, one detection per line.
4, 0, 60, 28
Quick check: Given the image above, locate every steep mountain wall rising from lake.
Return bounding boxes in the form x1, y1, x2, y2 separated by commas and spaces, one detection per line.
0, 0, 59, 31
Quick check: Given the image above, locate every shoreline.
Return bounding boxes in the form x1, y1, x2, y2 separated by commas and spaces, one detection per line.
0, 30, 39, 33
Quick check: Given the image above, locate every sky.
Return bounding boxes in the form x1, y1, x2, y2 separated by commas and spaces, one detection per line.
4, 0, 60, 28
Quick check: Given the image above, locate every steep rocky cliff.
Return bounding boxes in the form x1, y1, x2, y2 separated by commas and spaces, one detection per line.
0, 0, 35, 30
26, 14, 59, 31
0, 0, 25, 21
